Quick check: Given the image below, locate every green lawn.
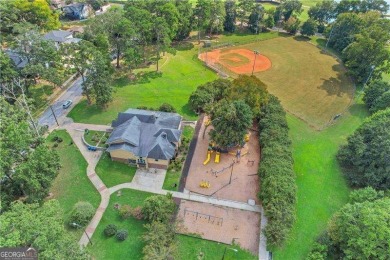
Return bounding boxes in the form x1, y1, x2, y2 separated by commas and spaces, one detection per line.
68, 43, 218, 124
89, 189, 152, 260
214, 36, 354, 129
177, 235, 257, 260
272, 97, 369, 259
95, 152, 137, 188
84, 130, 107, 147
47, 130, 100, 237
163, 126, 195, 191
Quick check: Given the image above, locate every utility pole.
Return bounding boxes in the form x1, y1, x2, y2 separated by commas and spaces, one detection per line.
229, 160, 235, 185
50, 105, 59, 126
326, 24, 336, 48
252, 50, 259, 75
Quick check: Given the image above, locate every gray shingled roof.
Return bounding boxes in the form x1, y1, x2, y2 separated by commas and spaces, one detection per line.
5, 50, 28, 69
107, 109, 182, 160
44, 30, 73, 42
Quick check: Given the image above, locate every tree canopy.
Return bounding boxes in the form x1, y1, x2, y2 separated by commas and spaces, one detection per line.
337, 108, 390, 190
0, 200, 89, 259
209, 99, 253, 148
363, 80, 390, 113
328, 197, 390, 259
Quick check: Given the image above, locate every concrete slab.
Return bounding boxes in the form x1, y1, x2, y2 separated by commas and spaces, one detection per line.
132, 168, 167, 189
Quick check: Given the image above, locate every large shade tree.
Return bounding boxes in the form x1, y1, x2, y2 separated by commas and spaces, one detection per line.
328, 197, 390, 259
209, 99, 253, 148
337, 108, 390, 190
0, 200, 89, 259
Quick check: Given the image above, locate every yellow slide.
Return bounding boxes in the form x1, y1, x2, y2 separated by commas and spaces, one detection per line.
203, 150, 212, 165
215, 152, 220, 163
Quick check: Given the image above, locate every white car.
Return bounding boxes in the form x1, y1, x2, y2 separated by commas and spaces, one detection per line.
62, 100, 73, 109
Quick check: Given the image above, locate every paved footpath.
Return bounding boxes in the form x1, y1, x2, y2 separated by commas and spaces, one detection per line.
63, 122, 269, 258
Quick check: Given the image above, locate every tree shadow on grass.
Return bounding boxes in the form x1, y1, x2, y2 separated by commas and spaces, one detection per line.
318, 65, 354, 98
180, 103, 197, 120
293, 35, 310, 42
114, 71, 163, 87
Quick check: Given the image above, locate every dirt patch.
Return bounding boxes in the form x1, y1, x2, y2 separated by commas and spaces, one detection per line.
177, 200, 260, 254
184, 116, 260, 203
199, 48, 271, 74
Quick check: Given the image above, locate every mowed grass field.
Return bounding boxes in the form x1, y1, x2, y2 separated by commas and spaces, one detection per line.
215, 36, 354, 129
273, 98, 368, 259
68, 43, 218, 124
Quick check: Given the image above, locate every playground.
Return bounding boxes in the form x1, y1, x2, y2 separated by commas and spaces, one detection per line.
177, 200, 260, 254
184, 116, 260, 203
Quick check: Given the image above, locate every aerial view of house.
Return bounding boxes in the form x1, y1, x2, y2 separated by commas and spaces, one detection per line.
1, 0, 390, 260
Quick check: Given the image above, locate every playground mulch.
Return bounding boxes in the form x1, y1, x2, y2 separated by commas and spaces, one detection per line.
177, 200, 260, 254
199, 48, 272, 74
184, 116, 260, 204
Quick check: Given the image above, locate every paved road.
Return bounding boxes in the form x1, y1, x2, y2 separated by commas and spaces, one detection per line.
38, 76, 84, 130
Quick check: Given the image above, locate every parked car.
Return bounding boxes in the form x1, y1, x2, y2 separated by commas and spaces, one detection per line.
62, 100, 73, 109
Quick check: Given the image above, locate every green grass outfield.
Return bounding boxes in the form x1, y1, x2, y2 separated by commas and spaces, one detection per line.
273, 97, 368, 259
214, 35, 354, 129
47, 130, 100, 238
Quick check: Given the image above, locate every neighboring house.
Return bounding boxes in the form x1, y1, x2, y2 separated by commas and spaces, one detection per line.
107, 109, 182, 169
44, 30, 82, 49
62, 3, 93, 20
4, 50, 28, 69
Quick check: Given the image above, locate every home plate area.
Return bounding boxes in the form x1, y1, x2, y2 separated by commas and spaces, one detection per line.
177, 200, 260, 254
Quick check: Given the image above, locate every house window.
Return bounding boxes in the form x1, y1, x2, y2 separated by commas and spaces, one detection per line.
129, 159, 136, 164
155, 159, 159, 162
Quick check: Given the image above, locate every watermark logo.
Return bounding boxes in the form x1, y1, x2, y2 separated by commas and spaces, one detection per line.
0, 247, 38, 260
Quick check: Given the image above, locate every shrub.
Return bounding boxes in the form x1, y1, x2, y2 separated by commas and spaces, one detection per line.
136, 106, 148, 110
57, 137, 63, 143
142, 194, 176, 223
258, 95, 296, 247
158, 103, 176, 113
131, 206, 143, 220
119, 205, 132, 219
116, 229, 128, 241
104, 224, 118, 237
52, 136, 59, 142
68, 201, 95, 227
53, 143, 58, 148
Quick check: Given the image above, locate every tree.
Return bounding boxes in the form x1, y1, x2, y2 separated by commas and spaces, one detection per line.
0, 200, 89, 259
237, 0, 255, 29
264, 13, 275, 28
188, 79, 232, 113
224, 0, 237, 33
300, 19, 318, 37
142, 221, 178, 260
227, 75, 268, 117
326, 12, 363, 53
337, 108, 390, 189
174, 0, 193, 41
194, 0, 212, 42
153, 17, 172, 72
142, 194, 176, 223
62, 41, 96, 88
248, 4, 265, 34
206, 0, 225, 35
209, 100, 253, 148
363, 80, 390, 113
277, 0, 303, 22
336, 0, 389, 15
328, 198, 390, 259
283, 16, 301, 34
0, 0, 60, 34
82, 53, 113, 107
308, 0, 337, 25
342, 13, 390, 83
349, 187, 384, 204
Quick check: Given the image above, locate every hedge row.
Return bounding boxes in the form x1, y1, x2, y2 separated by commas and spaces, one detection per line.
258, 95, 297, 247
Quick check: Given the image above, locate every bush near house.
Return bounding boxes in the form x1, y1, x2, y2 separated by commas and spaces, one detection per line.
258, 95, 297, 247
104, 224, 118, 237
116, 229, 129, 241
